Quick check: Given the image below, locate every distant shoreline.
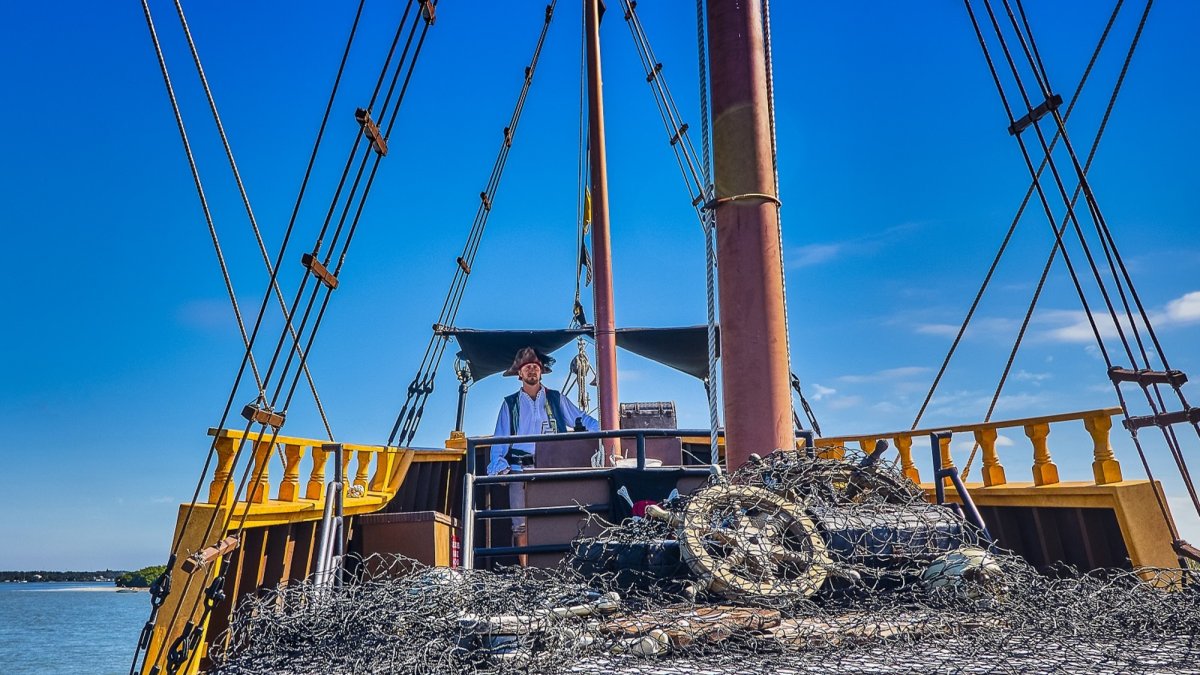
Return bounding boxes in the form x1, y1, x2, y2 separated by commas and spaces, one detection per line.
0, 570, 127, 584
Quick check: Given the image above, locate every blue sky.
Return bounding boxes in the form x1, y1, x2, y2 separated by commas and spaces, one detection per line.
1, 1, 1197, 569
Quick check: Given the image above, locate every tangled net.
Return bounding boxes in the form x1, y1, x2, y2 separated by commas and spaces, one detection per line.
208, 448, 1200, 674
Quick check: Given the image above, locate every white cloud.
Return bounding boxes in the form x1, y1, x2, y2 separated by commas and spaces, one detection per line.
787, 223, 923, 269
788, 243, 843, 268
839, 366, 929, 384
827, 395, 864, 411
1164, 291, 1200, 324
1014, 370, 1050, 383
810, 383, 836, 400
1037, 291, 1200, 343
177, 298, 235, 330
915, 323, 959, 337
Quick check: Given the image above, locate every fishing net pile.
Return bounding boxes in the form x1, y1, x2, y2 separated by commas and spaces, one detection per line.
208, 448, 1200, 674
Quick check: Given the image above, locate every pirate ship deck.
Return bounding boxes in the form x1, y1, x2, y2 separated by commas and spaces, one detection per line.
130, 0, 1198, 673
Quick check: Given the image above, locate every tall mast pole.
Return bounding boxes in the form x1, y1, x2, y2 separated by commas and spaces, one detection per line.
585, 0, 620, 448
706, 0, 793, 471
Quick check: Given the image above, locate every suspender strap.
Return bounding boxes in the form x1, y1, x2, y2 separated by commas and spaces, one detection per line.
506, 388, 569, 435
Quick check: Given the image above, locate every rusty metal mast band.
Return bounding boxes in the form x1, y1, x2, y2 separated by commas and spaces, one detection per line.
706, 0, 795, 471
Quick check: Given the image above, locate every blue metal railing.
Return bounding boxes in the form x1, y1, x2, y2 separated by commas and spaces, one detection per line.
462, 428, 721, 568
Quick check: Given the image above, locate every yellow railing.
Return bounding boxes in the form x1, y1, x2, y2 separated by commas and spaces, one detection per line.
205, 428, 464, 527
813, 407, 1125, 488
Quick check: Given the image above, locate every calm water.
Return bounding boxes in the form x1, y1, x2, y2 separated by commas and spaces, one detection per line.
0, 582, 148, 674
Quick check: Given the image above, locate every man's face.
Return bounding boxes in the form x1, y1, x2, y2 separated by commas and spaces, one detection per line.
519, 362, 542, 387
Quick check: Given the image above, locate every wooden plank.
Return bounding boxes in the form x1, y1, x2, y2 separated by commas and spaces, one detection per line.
261, 523, 295, 592
234, 528, 269, 610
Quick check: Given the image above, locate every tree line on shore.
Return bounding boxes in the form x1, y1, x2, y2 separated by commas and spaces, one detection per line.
1, 565, 166, 587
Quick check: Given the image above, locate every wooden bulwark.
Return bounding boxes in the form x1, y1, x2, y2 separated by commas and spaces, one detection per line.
813, 407, 1178, 572
149, 430, 464, 674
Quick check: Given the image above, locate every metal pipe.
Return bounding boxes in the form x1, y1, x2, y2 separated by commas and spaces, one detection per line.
463, 438, 477, 569
454, 380, 469, 432
462, 472, 476, 569
474, 466, 712, 485
333, 444, 344, 587
706, 0, 794, 472
476, 503, 610, 519
585, 0, 620, 453
931, 432, 949, 506
313, 478, 335, 583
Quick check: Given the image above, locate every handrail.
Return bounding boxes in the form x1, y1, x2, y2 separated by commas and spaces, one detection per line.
811, 407, 1124, 487
462, 428, 718, 568
203, 428, 464, 526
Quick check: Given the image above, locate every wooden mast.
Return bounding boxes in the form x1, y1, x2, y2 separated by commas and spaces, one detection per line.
585, 0, 620, 450
706, 0, 794, 471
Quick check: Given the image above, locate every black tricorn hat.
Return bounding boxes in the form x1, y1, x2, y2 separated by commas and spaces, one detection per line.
503, 346, 554, 376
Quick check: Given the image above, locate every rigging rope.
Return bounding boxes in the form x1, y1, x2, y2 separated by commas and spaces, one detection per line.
962, 0, 1153, 479
913, 0, 1127, 435
617, 0, 723, 468
169, 0, 335, 442
138, 2, 438, 670
963, 0, 1199, 555
387, 3, 559, 450
695, 1, 722, 470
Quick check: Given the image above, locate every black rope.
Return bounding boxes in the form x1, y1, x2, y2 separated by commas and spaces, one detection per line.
963, 0, 1194, 545
169, 0, 335, 443
142, 2, 435, 670
388, 3, 560, 450
913, 0, 1126, 432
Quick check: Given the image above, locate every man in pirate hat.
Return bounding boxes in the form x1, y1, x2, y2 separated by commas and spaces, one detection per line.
487, 346, 599, 553
487, 346, 599, 475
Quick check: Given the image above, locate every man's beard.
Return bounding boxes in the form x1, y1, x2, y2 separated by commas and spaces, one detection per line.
521, 373, 540, 387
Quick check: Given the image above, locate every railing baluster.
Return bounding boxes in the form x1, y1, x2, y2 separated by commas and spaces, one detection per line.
339, 446, 353, 492
894, 435, 919, 483
306, 445, 330, 500
975, 427, 1006, 487
210, 437, 238, 506
1085, 413, 1123, 485
278, 443, 305, 502
1025, 422, 1059, 486
370, 448, 394, 492
249, 441, 272, 503
354, 450, 372, 491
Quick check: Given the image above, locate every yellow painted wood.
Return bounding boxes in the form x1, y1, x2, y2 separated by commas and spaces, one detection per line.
306, 445, 330, 500
278, 444, 304, 502
1025, 422, 1059, 486
249, 441, 272, 504
338, 445, 353, 487
370, 448, 395, 492
355, 450, 372, 489
1085, 413, 1123, 485
387, 449, 417, 495
975, 427, 1006, 487
141, 503, 226, 675
894, 435, 919, 483
812, 443, 845, 460
816, 407, 1121, 446
923, 479, 1179, 573
209, 438, 237, 506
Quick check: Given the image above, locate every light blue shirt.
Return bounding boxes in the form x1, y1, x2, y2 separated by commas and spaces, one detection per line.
487, 386, 599, 475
